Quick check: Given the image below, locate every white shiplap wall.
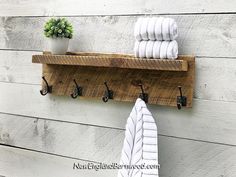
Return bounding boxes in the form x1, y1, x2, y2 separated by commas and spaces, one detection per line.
0, 1, 236, 177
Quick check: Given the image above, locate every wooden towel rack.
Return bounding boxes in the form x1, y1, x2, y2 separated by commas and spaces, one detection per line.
32, 52, 195, 108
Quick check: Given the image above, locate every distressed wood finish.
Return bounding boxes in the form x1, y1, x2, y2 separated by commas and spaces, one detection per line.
1, 134, 236, 177
0, 51, 41, 84
1, 15, 236, 57
2, 50, 236, 102
0, 114, 123, 164
2, 1, 236, 177
1, 82, 236, 145
0, 0, 236, 16
32, 53, 189, 71
1, 112, 236, 166
0, 146, 113, 177
32, 53, 194, 107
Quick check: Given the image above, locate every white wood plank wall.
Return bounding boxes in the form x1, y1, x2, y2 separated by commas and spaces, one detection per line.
0, 1, 236, 177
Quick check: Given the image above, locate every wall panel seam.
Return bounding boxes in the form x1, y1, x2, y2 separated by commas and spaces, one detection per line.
0, 143, 100, 163
0, 111, 236, 147
2, 12, 236, 18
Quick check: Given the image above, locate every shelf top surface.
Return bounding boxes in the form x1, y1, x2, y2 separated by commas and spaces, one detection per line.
32, 52, 194, 71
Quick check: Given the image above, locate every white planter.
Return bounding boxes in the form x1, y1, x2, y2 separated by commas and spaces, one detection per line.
49, 38, 69, 55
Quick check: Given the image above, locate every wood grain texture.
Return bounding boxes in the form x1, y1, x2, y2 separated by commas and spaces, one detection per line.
0, 50, 41, 84
0, 82, 236, 145
1, 15, 236, 57
158, 137, 236, 177
0, 0, 236, 16
2, 50, 236, 103
0, 145, 113, 177
195, 57, 236, 101
1, 1, 236, 176
38, 56, 194, 107
32, 53, 194, 107
0, 114, 123, 163
32, 53, 189, 71
1, 133, 236, 177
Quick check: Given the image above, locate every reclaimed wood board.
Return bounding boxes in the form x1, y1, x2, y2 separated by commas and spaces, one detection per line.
32, 53, 195, 107
1, 83, 236, 145
2, 1, 236, 177
32, 53, 188, 71
1, 50, 236, 103
0, 0, 235, 16
1, 130, 236, 177
0, 146, 112, 177
2, 15, 236, 58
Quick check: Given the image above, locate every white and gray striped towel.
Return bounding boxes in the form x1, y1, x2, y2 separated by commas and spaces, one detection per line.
118, 98, 159, 177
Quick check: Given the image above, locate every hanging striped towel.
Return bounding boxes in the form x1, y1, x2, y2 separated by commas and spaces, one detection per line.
118, 98, 159, 177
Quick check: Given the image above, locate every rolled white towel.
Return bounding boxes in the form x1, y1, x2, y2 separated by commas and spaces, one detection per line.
159, 40, 178, 59
140, 18, 149, 40
134, 41, 140, 57
134, 18, 143, 41
147, 17, 157, 40
134, 40, 178, 59
139, 41, 147, 58
167, 40, 178, 59
154, 17, 165, 40
159, 41, 169, 59
161, 18, 171, 41
152, 41, 162, 59
145, 41, 155, 59
162, 18, 178, 41
169, 18, 178, 40
134, 17, 178, 41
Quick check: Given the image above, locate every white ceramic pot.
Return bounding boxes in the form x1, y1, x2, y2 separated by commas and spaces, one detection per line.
50, 38, 69, 55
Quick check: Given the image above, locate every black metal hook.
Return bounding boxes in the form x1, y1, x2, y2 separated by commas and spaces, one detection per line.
40, 76, 52, 96
138, 84, 148, 103
71, 79, 83, 99
102, 81, 113, 102
177, 86, 187, 109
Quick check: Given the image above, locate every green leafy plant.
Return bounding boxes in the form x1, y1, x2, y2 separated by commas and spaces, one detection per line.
44, 18, 73, 39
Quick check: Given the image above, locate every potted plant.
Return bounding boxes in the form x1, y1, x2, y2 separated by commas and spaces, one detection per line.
44, 18, 73, 55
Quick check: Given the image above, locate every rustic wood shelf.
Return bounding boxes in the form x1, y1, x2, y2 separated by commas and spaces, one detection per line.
32, 52, 188, 71
32, 52, 195, 108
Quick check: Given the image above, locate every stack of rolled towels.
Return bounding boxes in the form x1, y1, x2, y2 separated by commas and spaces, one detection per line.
134, 17, 178, 59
